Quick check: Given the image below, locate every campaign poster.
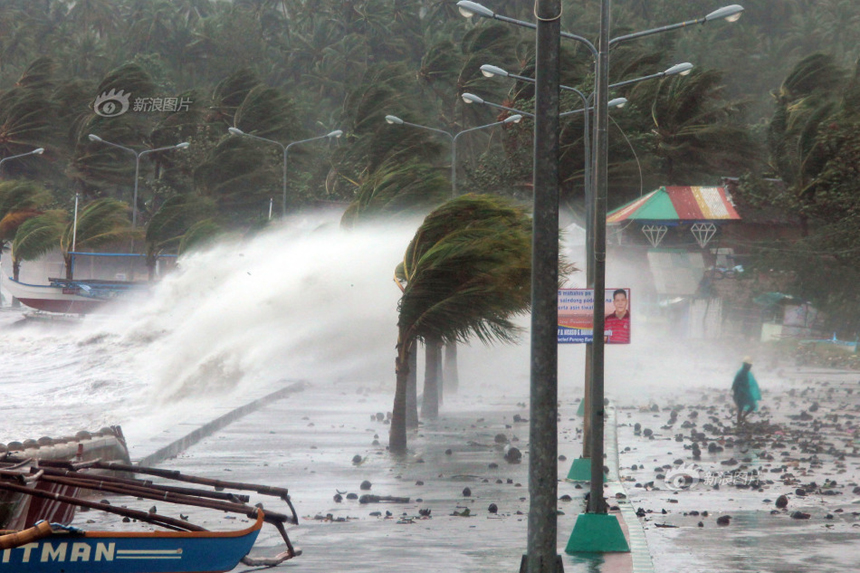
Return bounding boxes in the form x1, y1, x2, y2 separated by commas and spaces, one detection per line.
558, 288, 631, 344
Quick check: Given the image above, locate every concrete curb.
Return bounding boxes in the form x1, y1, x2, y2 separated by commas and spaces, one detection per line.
135, 380, 307, 467
605, 405, 655, 573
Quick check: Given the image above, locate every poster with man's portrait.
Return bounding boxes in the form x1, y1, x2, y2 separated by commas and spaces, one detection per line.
558, 288, 631, 344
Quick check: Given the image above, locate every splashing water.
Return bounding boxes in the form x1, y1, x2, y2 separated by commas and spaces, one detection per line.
0, 208, 735, 448
0, 211, 424, 443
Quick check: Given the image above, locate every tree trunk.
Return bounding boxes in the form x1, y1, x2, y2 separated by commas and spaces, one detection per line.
390, 336, 411, 455
64, 254, 73, 280
422, 336, 441, 419
406, 341, 418, 429
12, 259, 20, 281
147, 255, 156, 282
443, 341, 459, 394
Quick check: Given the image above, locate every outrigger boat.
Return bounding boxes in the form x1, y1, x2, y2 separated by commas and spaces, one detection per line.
0, 510, 267, 573
0, 427, 131, 530
1, 272, 149, 314
0, 459, 301, 572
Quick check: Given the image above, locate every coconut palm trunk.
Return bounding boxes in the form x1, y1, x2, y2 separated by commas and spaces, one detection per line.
421, 336, 442, 418
406, 340, 418, 429
443, 341, 459, 393
390, 329, 412, 455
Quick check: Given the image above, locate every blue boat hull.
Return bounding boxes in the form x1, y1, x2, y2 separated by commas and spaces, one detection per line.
0, 512, 263, 573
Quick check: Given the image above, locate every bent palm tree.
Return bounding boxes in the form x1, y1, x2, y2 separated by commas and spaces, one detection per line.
145, 194, 215, 280
390, 194, 533, 454
59, 198, 132, 279
0, 179, 53, 262
10, 209, 66, 280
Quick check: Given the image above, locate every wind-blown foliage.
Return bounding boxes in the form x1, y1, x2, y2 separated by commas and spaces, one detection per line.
59, 198, 131, 278
390, 194, 534, 453
340, 158, 449, 227
144, 193, 215, 278
10, 209, 65, 279
0, 179, 52, 259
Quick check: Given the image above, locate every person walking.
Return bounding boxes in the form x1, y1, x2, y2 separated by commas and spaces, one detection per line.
732, 357, 761, 426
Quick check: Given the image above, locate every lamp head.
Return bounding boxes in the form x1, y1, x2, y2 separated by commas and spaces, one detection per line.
87, 134, 102, 142
175, 142, 190, 149
504, 114, 523, 124
461, 93, 484, 105
385, 115, 404, 125
705, 4, 744, 22
480, 64, 509, 78
457, 0, 494, 18
227, 127, 244, 136
665, 62, 694, 76
608, 97, 628, 109
32, 147, 45, 155
328, 130, 344, 138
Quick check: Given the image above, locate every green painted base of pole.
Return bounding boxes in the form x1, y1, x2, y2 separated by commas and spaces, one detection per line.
576, 399, 585, 417
566, 457, 605, 482
565, 513, 630, 554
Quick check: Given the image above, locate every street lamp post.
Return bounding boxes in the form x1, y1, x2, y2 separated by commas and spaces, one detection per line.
479, 61, 691, 465
0, 147, 45, 175
462, 90, 627, 195
458, 0, 745, 565
87, 135, 190, 230
228, 127, 343, 217
480, 61, 691, 199
384, 114, 523, 197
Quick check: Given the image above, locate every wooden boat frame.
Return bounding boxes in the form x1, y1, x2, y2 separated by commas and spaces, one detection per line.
0, 458, 301, 571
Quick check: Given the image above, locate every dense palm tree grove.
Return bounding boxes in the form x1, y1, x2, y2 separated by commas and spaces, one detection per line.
0, 0, 859, 323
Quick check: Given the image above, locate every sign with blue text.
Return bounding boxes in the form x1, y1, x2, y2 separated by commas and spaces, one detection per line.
558, 288, 631, 344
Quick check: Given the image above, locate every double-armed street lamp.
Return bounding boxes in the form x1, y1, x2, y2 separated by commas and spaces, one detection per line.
0, 147, 45, 175
479, 61, 692, 211
87, 135, 190, 230
457, 1, 745, 569
457, 0, 744, 46
383, 114, 522, 197
227, 127, 343, 217
461, 92, 628, 119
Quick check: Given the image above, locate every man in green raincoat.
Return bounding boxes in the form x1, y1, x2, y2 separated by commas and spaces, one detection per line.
732, 357, 761, 426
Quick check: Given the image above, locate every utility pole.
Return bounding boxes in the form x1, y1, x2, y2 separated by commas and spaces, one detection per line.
588, 0, 611, 516
526, 0, 562, 567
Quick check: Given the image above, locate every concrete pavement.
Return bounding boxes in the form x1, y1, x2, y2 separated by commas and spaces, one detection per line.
95, 380, 649, 573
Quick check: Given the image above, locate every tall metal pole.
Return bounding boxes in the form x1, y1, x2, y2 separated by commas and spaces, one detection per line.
72, 193, 80, 252
588, 0, 610, 515
582, 93, 593, 459
132, 153, 141, 229
527, 0, 560, 567
451, 141, 458, 197
288, 145, 290, 217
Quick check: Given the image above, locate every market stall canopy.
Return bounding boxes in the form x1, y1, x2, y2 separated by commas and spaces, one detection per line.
607, 186, 741, 247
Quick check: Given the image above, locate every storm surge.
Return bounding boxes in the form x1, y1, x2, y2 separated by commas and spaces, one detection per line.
0, 211, 417, 442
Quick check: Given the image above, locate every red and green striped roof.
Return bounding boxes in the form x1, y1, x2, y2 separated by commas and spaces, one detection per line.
607, 186, 741, 223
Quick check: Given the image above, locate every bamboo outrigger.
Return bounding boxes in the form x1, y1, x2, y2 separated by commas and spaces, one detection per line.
0, 458, 301, 571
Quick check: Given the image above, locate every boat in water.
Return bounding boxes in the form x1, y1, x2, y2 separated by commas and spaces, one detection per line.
1, 251, 175, 314
0, 273, 148, 314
